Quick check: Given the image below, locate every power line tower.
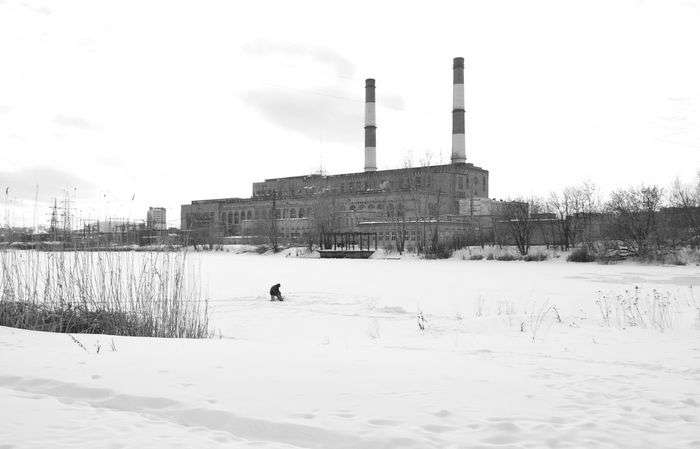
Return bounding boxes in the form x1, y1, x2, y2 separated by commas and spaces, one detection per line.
32, 185, 39, 236
3, 187, 9, 230
60, 190, 72, 242
49, 198, 59, 241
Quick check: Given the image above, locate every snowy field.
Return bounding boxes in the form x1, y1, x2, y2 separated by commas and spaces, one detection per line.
1, 253, 699, 448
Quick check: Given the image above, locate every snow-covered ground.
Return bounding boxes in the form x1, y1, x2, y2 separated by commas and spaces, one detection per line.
1, 254, 699, 448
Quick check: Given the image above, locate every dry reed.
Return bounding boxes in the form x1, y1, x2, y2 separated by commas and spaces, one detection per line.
0, 250, 211, 338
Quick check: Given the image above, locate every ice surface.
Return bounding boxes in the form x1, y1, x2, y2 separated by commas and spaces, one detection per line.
1, 253, 699, 448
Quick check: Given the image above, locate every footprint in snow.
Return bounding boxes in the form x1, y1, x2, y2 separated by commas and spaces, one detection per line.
368, 419, 400, 426
422, 424, 456, 433
433, 409, 452, 418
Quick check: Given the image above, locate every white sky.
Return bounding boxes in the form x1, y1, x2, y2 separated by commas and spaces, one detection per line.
1, 0, 698, 228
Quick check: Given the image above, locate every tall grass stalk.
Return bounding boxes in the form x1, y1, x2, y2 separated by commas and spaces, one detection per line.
594, 286, 696, 332
0, 250, 211, 338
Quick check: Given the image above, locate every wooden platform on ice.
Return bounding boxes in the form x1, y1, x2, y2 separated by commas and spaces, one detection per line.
318, 250, 375, 259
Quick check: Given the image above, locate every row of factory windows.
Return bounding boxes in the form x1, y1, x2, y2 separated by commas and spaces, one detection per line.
376, 230, 421, 242
457, 175, 487, 191
218, 201, 441, 226
348, 202, 440, 217
256, 173, 486, 198
257, 176, 432, 197
221, 207, 314, 225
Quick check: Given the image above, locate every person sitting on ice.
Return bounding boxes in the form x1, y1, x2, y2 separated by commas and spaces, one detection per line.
269, 283, 283, 301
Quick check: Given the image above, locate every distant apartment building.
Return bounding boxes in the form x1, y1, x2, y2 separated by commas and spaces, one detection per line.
147, 207, 167, 230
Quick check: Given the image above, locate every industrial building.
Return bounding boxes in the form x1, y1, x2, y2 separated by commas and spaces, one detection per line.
181, 58, 511, 248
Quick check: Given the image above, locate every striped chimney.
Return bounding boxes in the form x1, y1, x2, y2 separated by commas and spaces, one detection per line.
451, 57, 467, 164
364, 78, 377, 172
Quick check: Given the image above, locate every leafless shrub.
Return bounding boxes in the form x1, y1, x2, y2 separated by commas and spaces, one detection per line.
523, 253, 548, 262
523, 300, 562, 342
567, 246, 596, 262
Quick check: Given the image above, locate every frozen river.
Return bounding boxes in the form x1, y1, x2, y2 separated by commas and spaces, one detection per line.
1, 253, 699, 448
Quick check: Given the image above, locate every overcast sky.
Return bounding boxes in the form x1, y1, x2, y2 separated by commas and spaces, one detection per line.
1, 0, 698, 228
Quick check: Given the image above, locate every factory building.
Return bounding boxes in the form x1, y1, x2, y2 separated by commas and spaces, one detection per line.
181, 57, 509, 246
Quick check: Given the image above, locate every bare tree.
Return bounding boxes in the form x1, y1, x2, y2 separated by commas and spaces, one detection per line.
663, 176, 699, 247
547, 182, 600, 249
605, 185, 664, 255
502, 197, 544, 256
400, 153, 444, 255
310, 194, 340, 249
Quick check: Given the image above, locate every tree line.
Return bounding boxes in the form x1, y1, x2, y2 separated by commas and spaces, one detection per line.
502, 173, 699, 259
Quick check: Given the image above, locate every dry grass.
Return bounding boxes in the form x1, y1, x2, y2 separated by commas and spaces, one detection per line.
594, 286, 697, 332
0, 250, 211, 338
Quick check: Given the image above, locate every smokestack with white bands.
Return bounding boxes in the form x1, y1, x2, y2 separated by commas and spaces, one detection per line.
364, 78, 377, 172
451, 57, 467, 164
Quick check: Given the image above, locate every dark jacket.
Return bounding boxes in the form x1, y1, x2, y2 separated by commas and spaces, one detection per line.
270, 284, 281, 296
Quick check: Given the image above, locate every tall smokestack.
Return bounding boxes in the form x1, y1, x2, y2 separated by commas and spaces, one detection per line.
451, 57, 466, 164
364, 78, 377, 172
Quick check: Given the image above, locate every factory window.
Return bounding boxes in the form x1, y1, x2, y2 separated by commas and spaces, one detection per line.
416, 176, 422, 187
234, 212, 239, 224
483, 176, 486, 190
377, 204, 383, 210
458, 176, 464, 190
298, 208, 304, 218
247, 211, 252, 220
368, 204, 374, 209
228, 212, 233, 224
349, 205, 356, 211
359, 204, 365, 210
290, 209, 296, 218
